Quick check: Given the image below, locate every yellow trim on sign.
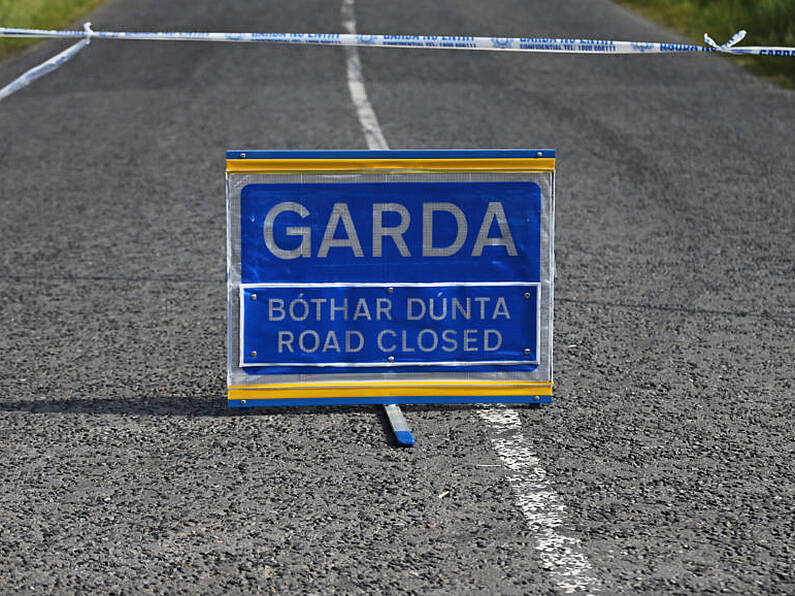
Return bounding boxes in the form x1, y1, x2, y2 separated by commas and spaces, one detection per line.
229, 380, 550, 389
225, 158, 555, 174
227, 381, 553, 400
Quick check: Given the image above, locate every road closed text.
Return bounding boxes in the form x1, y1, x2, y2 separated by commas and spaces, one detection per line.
241, 286, 539, 365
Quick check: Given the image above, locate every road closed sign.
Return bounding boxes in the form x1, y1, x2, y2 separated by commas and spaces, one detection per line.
225, 150, 555, 407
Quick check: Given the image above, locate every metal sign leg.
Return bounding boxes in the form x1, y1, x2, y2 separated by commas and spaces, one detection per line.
383, 404, 415, 447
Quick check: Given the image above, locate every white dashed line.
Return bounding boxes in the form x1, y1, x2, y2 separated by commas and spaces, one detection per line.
339, 1, 601, 592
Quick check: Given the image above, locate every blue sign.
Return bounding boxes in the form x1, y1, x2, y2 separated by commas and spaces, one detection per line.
226, 150, 555, 407
240, 283, 539, 373
240, 182, 541, 284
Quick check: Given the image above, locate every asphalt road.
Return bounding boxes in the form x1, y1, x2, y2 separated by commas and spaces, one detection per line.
1, 0, 793, 593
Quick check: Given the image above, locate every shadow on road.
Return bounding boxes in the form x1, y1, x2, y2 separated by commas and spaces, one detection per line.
0, 396, 543, 419
0, 396, 424, 418
0, 395, 231, 417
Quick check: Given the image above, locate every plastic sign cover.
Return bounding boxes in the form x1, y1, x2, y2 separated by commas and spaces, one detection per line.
226, 150, 555, 407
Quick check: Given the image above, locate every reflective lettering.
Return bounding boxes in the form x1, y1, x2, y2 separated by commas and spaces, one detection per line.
423, 202, 467, 256
310, 298, 327, 320
463, 329, 477, 351
452, 297, 470, 320
329, 298, 348, 321
278, 331, 294, 352
441, 329, 457, 351
484, 329, 502, 351
372, 203, 411, 257
472, 202, 518, 256
269, 298, 286, 321
376, 298, 393, 321
407, 298, 426, 320
263, 202, 310, 259
474, 297, 490, 319
318, 203, 364, 258
322, 330, 340, 352
429, 295, 447, 320
493, 296, 510, 319
377, 329, 396, 352
298, 330, 320, 352
288, 295, 309, 321
352, 298, 372, 320
401, 330, 415, 352
417, 329, 438, 352
346, 330, 364, 352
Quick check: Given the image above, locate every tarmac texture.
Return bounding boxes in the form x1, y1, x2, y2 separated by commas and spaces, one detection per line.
0, 0, 793, 593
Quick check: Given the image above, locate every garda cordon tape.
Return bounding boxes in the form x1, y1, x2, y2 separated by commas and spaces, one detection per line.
1, 25, 794, 103
3, 24, 795, 55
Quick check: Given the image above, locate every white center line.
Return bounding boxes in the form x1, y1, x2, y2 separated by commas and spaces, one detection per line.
340, 0, 388, 151
339, 1, 601, 592
478, 407, 602, 594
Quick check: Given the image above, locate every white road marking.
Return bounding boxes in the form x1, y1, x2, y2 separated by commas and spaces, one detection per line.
340, 0, 388, 151
478, 407, 601, 594
339, 1, 601, 592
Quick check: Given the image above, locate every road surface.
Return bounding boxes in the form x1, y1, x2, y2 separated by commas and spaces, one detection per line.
0, 0, 793, 592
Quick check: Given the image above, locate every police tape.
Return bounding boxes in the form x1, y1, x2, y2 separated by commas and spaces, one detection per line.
0, 24, 93, 102
1, 24, 794, 103
3, 24, 795, 55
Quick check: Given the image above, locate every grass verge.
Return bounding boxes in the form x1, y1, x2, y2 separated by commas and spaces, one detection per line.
615, 0, 795, 88
0, 0, 108, 61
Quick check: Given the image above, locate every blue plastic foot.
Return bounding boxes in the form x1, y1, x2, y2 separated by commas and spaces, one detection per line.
384, 404, 415, 447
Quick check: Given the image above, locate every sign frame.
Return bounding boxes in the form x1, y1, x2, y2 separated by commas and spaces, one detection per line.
225, 150, 555, 408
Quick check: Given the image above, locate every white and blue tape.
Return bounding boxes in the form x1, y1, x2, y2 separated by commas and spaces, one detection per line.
1, 24, 793, 102
0, 24, 94, 102
3, 25, 794, 55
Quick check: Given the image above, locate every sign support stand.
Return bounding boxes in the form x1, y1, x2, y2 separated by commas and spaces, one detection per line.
383, 404, 415, 447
